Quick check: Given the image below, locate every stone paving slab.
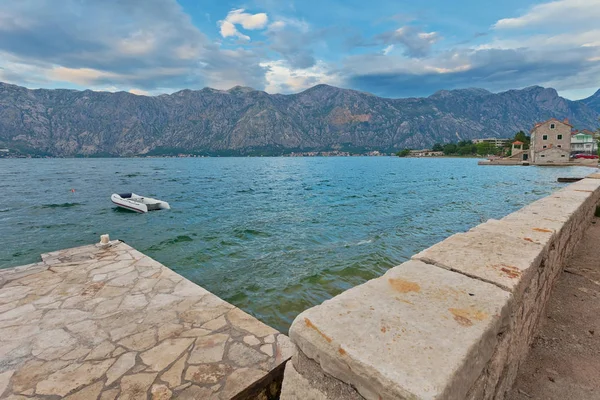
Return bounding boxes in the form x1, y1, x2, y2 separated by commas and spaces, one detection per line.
0, 241, 295, 399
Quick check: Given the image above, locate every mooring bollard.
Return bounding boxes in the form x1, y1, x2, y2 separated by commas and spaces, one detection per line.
98, 234, 111, 248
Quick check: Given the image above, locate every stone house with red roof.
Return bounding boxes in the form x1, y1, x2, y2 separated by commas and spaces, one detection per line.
530, 118, 572, 164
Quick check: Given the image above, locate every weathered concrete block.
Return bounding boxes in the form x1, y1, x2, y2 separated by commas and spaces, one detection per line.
461, 181, 600, 399
412, 223, 547, 293
587, 172, 600, 179
281, 361, 330, 400
289, 260, 511, 400
280, 353, 365, 400
284, 179, 600, 400
562, 178, 600, 205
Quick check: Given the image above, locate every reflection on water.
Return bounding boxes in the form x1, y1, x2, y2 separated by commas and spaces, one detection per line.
0, 157, 592, 332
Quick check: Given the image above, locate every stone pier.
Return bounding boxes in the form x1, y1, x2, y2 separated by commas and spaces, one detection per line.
0, 241, 295, 399
281, 173, 600, 400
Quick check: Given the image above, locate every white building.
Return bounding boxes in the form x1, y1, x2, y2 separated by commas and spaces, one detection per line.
472, 138, 511, 147
571, 130, 598, 154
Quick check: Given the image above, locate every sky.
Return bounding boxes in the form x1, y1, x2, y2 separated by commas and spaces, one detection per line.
0, 0, 599, 99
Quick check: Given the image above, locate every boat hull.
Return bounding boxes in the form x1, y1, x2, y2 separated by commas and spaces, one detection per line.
111, 194, 148, 213
110, 193, 170, 213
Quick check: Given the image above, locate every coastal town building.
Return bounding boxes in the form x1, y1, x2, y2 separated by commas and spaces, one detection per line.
472, 138, 511, 147
503, 140, 529, 161
571, 130, 598, 154
529, 118, 572, 164
408, 149, 444, 157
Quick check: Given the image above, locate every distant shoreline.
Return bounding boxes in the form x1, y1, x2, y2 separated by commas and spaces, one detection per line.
0, 154, 487, 159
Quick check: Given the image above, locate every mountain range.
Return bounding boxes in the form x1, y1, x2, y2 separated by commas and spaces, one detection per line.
0, 81, 599, 157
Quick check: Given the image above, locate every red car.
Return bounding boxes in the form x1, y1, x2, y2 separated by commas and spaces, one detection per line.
574, 154, 599, 159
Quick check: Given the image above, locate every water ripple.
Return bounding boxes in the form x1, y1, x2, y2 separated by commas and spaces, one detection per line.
0, 157, 593, 332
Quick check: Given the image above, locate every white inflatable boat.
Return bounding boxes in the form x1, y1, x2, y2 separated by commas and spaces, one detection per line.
111, 193, 170, 213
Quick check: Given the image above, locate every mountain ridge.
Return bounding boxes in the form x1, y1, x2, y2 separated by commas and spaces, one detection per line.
0, 81, 598, 156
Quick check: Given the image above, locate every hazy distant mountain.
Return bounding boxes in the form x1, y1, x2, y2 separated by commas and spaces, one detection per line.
0, 82, 598, 156
580, 89, 600, 115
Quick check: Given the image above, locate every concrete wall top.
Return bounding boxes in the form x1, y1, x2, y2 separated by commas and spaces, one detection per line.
289, 260, 511, 400
286, 174, 600, 400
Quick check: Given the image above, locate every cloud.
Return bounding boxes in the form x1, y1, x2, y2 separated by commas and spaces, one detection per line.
343, 45, 600, 98
337, 0, 600, 98
494, 0, 600, 29
261, 60, 340, 93
1, 0, 599, 101
268, 21, 286, 31
220, 20, 250, 41
219, 9, 268, 41
348, 25, 441, 58
226, 9, 268, 30
376, 26, 441, 58
0, 0, 268, 92
129, 88, 150, 96
49, 67, 120, 86
265, 17, 320, 69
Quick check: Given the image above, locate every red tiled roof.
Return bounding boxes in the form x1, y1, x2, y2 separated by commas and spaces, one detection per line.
530, 117, 573, 133
512, 141, 524, 145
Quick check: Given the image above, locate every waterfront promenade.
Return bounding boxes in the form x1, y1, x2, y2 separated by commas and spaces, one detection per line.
280, 174, 600, 399
507, 216, 600, 399
0, 241, 294, 399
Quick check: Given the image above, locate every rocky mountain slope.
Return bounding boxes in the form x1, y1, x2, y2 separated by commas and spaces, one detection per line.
581, 89, 600, 115
0, 82, 598, 156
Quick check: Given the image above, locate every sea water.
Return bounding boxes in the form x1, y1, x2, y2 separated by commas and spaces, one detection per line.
0, 157, 591, 332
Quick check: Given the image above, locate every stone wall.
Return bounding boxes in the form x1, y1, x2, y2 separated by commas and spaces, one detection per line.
281, 173, 600, 400
534, 147, 570, 164
530, 120, 571, 163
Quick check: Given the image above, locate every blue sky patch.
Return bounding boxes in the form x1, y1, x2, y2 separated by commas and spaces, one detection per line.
0, 0, 598, 99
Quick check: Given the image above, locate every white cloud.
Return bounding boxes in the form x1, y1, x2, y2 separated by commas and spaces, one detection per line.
0, 9, 33, 31
261, 60, 340, 93
494, 0, 600, 29
219, 20, 250, 41
376, 26, 441, 58
49, 67, 121, 86
477, 30, 600, 51
129, 88, 150, 96
383, 45, 394, 55
0, 1, 268, 92
226, 9, 268, 29
118, 31, 156, 56
268, 21, 286, 31
219, 9, 268, 41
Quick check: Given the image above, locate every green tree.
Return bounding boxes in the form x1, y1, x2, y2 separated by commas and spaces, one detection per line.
443, 143, 457, 155
457, 146, 473, 156
432, 143, 443, 152
396, 149, 411, 157
476, 142, 498, 156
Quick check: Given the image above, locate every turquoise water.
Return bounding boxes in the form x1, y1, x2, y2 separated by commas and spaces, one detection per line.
0, 157, 592, 332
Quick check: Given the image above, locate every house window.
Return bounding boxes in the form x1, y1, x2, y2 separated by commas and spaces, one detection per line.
541, 155, 546, 157
543, 145, 547, 149
543, 135, 548, 140
550, 124, 555, 129
557, 134, 562, 140
557, 145, 562, 148
561, 155, 566, 157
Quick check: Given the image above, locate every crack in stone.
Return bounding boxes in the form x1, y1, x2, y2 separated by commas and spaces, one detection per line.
413, 256, 514, 293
